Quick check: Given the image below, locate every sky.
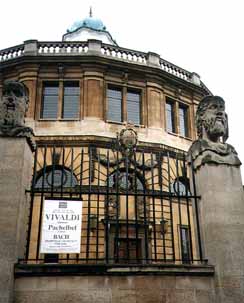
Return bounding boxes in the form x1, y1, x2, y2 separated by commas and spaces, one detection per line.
1, 0, 244, 176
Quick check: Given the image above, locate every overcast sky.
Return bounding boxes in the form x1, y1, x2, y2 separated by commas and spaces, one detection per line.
1, 0, 244, 176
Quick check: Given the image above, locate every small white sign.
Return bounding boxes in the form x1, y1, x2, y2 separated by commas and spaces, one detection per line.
40, 199, 82, 254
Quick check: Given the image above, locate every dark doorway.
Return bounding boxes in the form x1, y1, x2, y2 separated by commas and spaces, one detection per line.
115, 238, 142, 264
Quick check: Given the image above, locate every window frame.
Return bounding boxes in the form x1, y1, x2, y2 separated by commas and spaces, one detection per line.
179, 225, 191, 263
165, 96, 191, 138
62, 81, 80, 120
106, 85, 123, 123
40, 81, 59, 120
39, 80, 80, 121
179, 103, 189, 138
165, 98, 176, 134
126, 88, 141, 125
106, 83, 142, 126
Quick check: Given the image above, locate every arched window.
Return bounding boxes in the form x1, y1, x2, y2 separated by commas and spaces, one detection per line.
34, 165, 78, 189
170, 176, 190, 196
108, 169, 144, 191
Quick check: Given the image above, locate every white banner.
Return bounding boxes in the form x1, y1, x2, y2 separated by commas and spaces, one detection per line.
40, 199, 82, 254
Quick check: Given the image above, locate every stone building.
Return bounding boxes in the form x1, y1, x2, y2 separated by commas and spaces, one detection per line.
0, 12, 243, 303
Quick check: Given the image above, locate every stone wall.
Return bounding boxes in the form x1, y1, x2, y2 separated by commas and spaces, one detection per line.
14, 275, 216, 303
193, 165, 244, 303
0, 138, 33, 303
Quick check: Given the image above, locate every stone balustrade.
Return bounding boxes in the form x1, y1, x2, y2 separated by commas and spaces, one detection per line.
0, 44, 24, 61
160, 58, 191, 81
0, 39, 201, 86
38, 41, 89, 54
101, 43, 147, 64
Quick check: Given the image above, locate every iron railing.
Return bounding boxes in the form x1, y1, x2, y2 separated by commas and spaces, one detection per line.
21, 142, 203, 266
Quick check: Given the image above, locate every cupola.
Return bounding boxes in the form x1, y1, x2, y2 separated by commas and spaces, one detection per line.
63, 8, 117, 45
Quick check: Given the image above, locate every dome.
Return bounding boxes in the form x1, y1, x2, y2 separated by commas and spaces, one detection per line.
63, 9, 117, 46
69, 16, 106, 32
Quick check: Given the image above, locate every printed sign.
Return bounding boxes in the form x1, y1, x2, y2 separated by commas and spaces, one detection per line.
40, 199, 82, 253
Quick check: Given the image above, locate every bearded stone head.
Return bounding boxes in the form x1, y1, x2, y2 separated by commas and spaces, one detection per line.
0, 81, 29, 127
0, 81, 35, 150
196, 96, 228, 143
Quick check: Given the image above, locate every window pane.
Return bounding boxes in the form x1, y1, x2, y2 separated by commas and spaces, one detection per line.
179, 106, 188, 137
35, 167, 78, 189
41, 83, 59, 119
107, 87, 122, 122
180, 227, 190, 263
62, 82, 79, 119
166, 102, 175, 133
127, 90, 141, 125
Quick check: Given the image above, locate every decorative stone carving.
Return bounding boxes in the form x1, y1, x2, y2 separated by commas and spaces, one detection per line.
107, 195, 119, 219
118, 124, 138, 156
188, 95, 241, 169
0, 81, 35, 150
95, 124, 159, 173
137, 196, 149, 219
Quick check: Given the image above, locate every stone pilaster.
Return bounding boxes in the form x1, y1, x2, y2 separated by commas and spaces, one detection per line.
0, 137, 33, 303
192, 163, 244, 302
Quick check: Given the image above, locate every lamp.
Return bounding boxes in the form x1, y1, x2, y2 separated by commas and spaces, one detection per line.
89, 214, 97, 231
160, 218, 168, 235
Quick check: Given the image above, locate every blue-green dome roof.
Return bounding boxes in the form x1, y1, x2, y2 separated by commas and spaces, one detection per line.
69, 16, 106, 32
64, 10, 117, 45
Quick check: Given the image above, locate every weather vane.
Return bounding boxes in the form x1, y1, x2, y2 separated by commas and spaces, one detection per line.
89, 6, 93, 17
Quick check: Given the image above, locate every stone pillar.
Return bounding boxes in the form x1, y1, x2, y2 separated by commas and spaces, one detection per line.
193, 164, 244, 302
188, 95, 244, 302
147, 52, 161, 67
0, 137, 33, 303
190, 72, 201, 86
87, 39, 102, 55
24, 40, 38, 56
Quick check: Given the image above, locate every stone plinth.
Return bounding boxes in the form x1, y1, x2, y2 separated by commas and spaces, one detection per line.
14, 274, 215, 303
0, 137, 33, 303
193, 164, 244, 302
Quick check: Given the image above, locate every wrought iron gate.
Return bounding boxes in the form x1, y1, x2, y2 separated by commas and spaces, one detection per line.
22, 134, 203, 266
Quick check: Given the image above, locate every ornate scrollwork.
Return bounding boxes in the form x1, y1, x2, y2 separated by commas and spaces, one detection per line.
93, 125, 138, 166
94, 124, 159, 171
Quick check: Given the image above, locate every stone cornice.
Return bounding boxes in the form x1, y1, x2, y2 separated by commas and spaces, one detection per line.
0, 40, 211, 95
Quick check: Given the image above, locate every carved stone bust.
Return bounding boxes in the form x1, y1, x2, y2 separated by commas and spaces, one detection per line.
0, 81, 35, 150
188, 95, 241, 169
